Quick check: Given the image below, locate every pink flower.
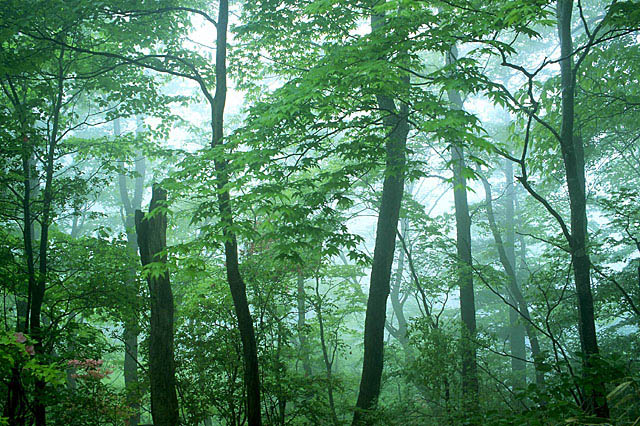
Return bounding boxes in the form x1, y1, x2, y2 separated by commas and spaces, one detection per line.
88, 370, 102, 379
25, 345, 35, 356
14, 332, 26, 344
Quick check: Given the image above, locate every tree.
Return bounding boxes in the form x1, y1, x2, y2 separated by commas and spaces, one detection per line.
555, 0, 607, 416
480, 161, 544, 388
115, 117, 145, 426
352, 8, 410, 424
210, 1, 262, 423
135, 184, 179, 426
446, 45, 479, 411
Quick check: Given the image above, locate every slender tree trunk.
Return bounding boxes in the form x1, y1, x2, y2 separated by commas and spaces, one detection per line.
315, 277, 339, 426
135, 185, 179, 426
2, 78, 34, 425
4, 151, 35, 425
507, 302, 526, 384
556, 0, 609, 417
503, 160, 527, 387
273, 319, 287, 425
353, 14, 409, 425
481, 165, 546, 389
447, 45, 479, 411
5, 284, 27, 426
20, 149, 36, 336
30, 46, 66, 426
297, 270, 312, 376
211, 1, 261, 423
115, 117, 145, 426
516, 232, 545, 388
389, 217, 410, 350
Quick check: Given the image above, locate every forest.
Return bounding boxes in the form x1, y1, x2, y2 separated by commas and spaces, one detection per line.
0, 0, 639, 425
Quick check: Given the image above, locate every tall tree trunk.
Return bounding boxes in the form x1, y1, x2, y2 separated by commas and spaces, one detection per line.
503, 160, 527, 387
20, 150, 36, 336
2, 77, 35, 426
296, 270, 312, 376
447, 46, 479, 411
481, 165, 545, 389
352, 12, 409, 424
30, 45, 66, 426
6, 147, 35, 426
211, 1, 261, 423
115, 117, 145, 426
135, 185, 179, 426
556, 0, 609, 417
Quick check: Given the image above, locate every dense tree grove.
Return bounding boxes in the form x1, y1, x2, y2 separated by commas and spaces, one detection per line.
1, 0, 639, 424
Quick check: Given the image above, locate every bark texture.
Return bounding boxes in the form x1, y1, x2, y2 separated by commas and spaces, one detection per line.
135, 185, 179, 426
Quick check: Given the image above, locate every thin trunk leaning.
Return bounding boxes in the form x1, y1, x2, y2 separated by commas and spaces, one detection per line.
480, 167, 544, 388
211, 1, 261, 423
352, 11, 409, 424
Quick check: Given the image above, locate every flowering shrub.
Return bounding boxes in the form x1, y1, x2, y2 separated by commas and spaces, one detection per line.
0, 331, 62, 379
50, 358, 131, 426
67, 358, 113, 380
13, 332, 35, 356
0, 331, 35, 369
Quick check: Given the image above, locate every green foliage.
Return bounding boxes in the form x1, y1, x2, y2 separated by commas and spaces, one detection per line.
1, 0, 639, 424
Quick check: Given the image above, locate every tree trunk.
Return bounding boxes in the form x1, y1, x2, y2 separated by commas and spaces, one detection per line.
30, 46, 66, 425
4, 142, 35, 426
516, 232, 545, 388
447, 46, 479, 411
211, 1, 261, 423
389, 217, 410, 350
297, 270, 312, 376
115, 117, 145, 426
556, 0, 608, 417
135, 185, 179, 426
352, 13, 409, 424
503, 160, 527, 387
315, 277, 339, 426
2, 77, 37, 426
481, 165, 545, 390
